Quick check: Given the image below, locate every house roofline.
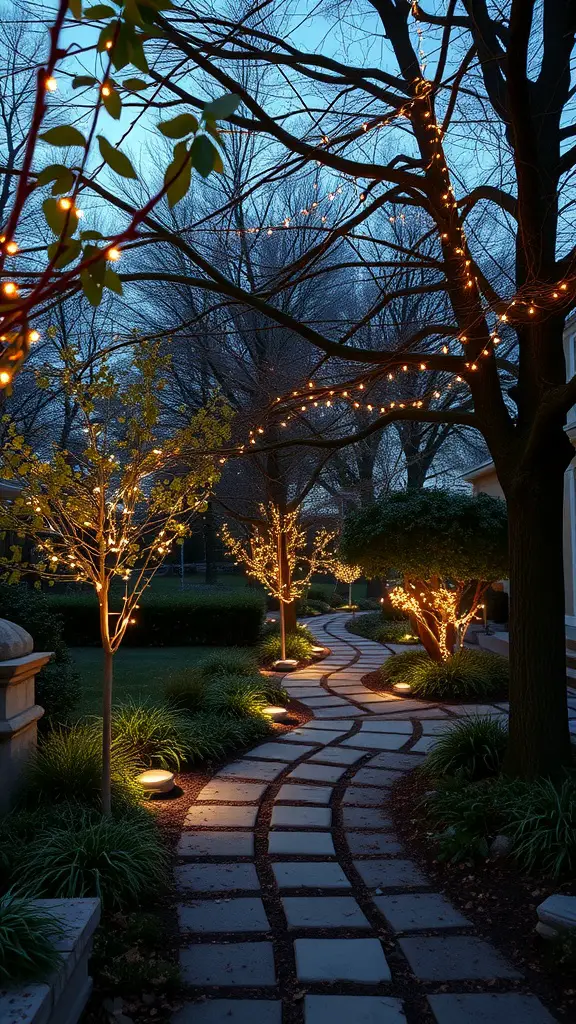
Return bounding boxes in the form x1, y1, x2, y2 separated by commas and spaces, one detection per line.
461, 459, 496, 482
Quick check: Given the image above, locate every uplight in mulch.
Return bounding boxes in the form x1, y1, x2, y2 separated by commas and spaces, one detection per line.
137, 769, 175, 794
393, 682, 412, 694
263, 705, 290, 722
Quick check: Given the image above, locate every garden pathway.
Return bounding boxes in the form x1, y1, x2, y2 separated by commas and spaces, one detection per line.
172, 614, 559, 1024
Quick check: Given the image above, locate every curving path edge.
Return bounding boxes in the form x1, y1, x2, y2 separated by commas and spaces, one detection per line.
171, 614, 558, 1024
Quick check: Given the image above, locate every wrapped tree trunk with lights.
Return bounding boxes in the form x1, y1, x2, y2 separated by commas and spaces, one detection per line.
0, 343, 230, 813
341, 490, 508, 662
221, 504, 336, 663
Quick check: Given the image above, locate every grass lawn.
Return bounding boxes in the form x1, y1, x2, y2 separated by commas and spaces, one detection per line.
71, 646, 241, 715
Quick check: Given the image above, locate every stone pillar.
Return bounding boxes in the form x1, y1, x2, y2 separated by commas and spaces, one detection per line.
0, 618, 52, 811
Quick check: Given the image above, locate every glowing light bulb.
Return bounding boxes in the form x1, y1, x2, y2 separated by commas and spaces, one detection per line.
58, 198, 72, 210
28, 329, 40, 343
0, 371, 10, 385
2, 282, 18, 297
45, 76, 57, 92
5, 241, 18, 255
106, 246, 121, 261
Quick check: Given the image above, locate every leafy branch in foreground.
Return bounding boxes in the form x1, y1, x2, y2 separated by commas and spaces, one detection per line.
0, 0, 239, 385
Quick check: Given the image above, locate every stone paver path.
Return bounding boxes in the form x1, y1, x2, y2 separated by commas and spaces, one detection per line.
172, 614, 559, 1023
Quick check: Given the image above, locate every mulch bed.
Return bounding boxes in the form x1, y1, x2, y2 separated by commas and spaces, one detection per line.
388, 769, 576, 1021
82, 698, 311, 1024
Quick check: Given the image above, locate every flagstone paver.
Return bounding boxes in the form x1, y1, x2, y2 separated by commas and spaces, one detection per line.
173, 613, 558, 1023
294, 937, 391, 983
304, 995, 407, 1023
282, 895, 371, 929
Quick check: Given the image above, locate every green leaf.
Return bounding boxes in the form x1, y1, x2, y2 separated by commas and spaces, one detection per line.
191, 134, 217, 178
97, 135, 137, 178
104, 268, 123, 294
164, 140, 192, 208
47, 238, 82, 268
122, 77, 148, 91
123, 0, 145, 24
51, 170, 75, 195
68, 0, 82, 18
42, 197, 78, 237
36, 164, 69, 186
212, 149, 224, 174
97, 24, 115, 51
84, 3, 116, 15
128, 33, 149, 72
39, 125, 86, 148
72, 75, 97, 89
80, 230, 103, 240
203, 93, 241, 120
80, 269, 103, 307
102, 85, 122, 119
158, 113, 198, 139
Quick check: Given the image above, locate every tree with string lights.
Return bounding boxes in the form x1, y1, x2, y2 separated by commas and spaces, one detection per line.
221, 503, 336, 663
332, 560, 362, 609
80, 0, 576, 779
0, 342, 231, 812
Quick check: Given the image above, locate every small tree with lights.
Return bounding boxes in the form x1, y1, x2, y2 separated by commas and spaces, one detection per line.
0, 342, 231, 812
341, 490, 508, 662
332, 561, 362, 610
221, 504, 336, 663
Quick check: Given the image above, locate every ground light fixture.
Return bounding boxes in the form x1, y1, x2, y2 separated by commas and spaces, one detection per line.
263, 705, 290, 722
311, 645, 325, 656
272, 658, 298, 671
393, 681, 412, 694
137, 769, 175, 794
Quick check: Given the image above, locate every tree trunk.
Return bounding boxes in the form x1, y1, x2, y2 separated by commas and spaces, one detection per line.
102, 645, 113, 815
284, 600, 297, 633
504, 463, 572, 777
203, 501, 218, 585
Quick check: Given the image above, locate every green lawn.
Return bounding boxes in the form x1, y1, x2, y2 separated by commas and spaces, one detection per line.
71, 646, 239, 715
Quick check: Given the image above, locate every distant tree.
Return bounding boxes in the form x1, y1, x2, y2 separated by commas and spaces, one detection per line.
0, 342, 230, 812
341, 490, 507, 661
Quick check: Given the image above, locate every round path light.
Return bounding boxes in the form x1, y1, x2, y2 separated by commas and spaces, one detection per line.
137, 769, 175, 794
263, 705, 290, 722
272, 658, 299, 672
393, 681, 412, 694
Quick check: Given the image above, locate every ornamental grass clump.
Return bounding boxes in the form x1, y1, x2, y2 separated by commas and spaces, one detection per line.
0, 893, 63, 983
112, 699, 194, 770
202, 674, 269, 718
380, 648, 508, 700
506, 776, 576, 878
183, 713, 271, 763
24, 724, 141, 810
17, 807, 169, 910
347, 612, 417, 644
197, 648, 260, 679
164, 670, 205, 715
423, 716, 508, 781
257, 630, 314, 665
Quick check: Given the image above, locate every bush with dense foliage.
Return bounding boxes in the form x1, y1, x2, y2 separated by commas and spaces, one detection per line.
341, 490, 508, 581
201, 674, 269, 718
17, 805, 169, 909
347, 612, 418, 645
196, 648, 260, 678
380, 648, 508, 700
0, 583, 80, 726
423, 716, 508, 781
0, 892, 63, 983
45, 589, 265, 647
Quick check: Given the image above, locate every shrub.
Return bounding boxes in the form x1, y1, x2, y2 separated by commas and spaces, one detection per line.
259, 620, 315, 643
0, 892, 63, 983
257, 630, 314, 665
44, 589, 265, 647
0, 583, 80, 727
380, 648, 508, 700
197, 648, 260, 678
423, 716, 508, 781
426, 776, 516, 863
112, 700, 194, 770
347, 612, 418, 644
307, 586, 331, 601
202, 674, 269, 718
300, 599, 330, 615
23, 724, 140, 809
18, 807, 169, 910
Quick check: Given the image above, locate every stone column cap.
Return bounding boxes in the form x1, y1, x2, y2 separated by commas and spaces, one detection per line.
0, 651, 53, 684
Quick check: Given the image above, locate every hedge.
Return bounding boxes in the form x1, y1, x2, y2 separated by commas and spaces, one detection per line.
44, 590, 265, 647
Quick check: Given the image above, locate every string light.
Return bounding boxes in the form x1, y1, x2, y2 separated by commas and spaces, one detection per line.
45, 76, 57, 92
